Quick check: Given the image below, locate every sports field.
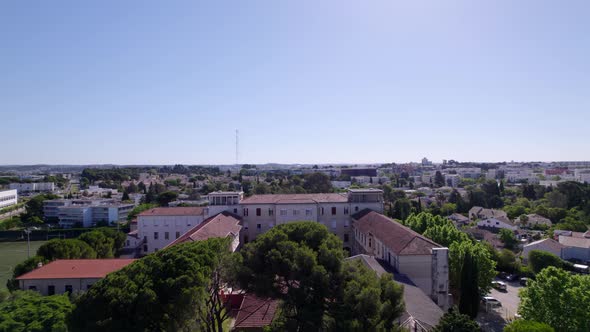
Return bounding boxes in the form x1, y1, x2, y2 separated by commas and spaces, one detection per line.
0, 241, 47, 289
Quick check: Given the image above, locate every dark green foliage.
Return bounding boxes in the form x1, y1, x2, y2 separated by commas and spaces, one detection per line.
519, 266, 590, 331
36, 239, 97, 261
504, 320, 554, 332
95, 227, 127, 252
528, 250, 563, 274
70, 238, 229, 331
433, 308, 481, 332
392, 199, 412, 220
496, 249, 519, 273
81, 167, 141, 183
329, 260, 405, 331
302, 172, 332, 193
499, 229, 517, 249
0, 291, 73, 332
6, 256, 48, 291
78, 230, 115, 258
423, 224, 471, 247
458, 251, 480, 318
434, 171, 445, 188
156, 191, 178, 206
237, 222, 343, 331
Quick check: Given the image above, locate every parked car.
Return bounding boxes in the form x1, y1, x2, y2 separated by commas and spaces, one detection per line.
492, 281, 507, 291
482, 296, 502, 307
520, 277, 529, 286
498, 272, 509, 280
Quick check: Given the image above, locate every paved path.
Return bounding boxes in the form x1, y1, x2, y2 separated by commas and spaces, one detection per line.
477, 279, 523, 332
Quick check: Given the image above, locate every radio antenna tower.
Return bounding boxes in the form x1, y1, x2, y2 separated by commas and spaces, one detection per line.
235, 129, 239, 165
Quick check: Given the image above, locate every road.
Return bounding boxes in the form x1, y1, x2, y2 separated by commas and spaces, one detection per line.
477, 279, 523, 332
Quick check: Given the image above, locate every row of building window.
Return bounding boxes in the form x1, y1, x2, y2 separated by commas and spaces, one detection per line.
145, 231, 181, 241
29, 284, 91, 295
245, 219, 349, 230
0, 195, 16, 202
246, 206, 354, 217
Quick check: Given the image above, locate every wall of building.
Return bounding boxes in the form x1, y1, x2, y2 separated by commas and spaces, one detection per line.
139, 214, 206, 253
20, 277, 101, 295
398, 255, 433, 298
0, 189, 18, 209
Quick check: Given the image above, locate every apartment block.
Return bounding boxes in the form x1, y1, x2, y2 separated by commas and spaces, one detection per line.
9, 182, 55, 193
0, 189, 18, 209
43, 199, 134, 227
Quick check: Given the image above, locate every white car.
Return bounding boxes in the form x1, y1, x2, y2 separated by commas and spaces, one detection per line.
491, 281, 507, 291
482, 296, 502, 307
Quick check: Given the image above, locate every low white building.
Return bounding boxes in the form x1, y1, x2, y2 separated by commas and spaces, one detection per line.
9, 182, 55, 193
477, 216, 517, 231
0, 189, 18, 209
522, 238, 565, 263
16, 259, 135, 295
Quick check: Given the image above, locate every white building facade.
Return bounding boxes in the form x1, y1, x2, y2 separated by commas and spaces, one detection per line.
0, 189, 18, 209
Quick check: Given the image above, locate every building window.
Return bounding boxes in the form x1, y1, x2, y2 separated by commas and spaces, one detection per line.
305, 209, 312, 216
87, 284, 93, 290
244, 235, 249, 243
344, 207, 349, 215
344, 220, 349, 227
126, 240, 130, 246
331, 207, 337, 215
293, 209, 299, 216
280, 209, 287, 216
28, 286, 37, 291
369, 238, 372, 248
257, 224, 261, 230
143, 236, 147, 242
268, 222, 273, 228
256, 208, 261, 216
65, 285, 73, 294
344, 234, 349, 242
154, 232, 159, 240
165, 232, 169, 240
321, 207, 324, 215
244, 208, 249, 216
244, 222, 249, 229
143, 245, 148, 252
48, 285, 55, 295
176, 231, 180, 239
269, 209, 274, 216
355, 206, 359, 212
331, 220, 337, 229
234, 208, 238, 214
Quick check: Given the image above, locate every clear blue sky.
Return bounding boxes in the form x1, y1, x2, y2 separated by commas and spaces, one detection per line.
1, 1, 589, 165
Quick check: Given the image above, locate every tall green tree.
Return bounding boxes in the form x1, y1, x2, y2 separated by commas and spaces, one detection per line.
156, 191, 178, 206
79, 231, 116, 258
392, 199, 412, 221
302, 172, 332, 193
434, 171, 445, 188
499, 229, 517, 249
236, 222, 344, 331
449, 241, 496, 296
458, 251, 480, 318
519, 266, 590, 332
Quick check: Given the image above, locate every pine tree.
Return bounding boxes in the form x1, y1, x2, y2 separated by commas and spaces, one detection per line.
459, 251, 480, 318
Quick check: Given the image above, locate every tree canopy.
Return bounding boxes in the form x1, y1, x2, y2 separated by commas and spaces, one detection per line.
519, 266, 590, 332
528, 250, 563, 274
432, 308, 481, 332
37, 239, 97, 261
0, 291, 73, 332
504, 320, 554, 332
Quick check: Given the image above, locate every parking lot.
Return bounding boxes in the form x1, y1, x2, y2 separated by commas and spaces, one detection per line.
477, 279, 523, 332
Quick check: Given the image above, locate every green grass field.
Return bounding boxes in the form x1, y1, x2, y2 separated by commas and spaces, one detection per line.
0, 241, 47, 289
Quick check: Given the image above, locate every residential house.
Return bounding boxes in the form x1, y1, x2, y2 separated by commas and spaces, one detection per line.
559, 231, 590, 262
477, 216, 517, 231
447, 213, 470, 228
468, 206, 508, 221
515, 214, 552, 228
0, 189, 18, 209
16, 259, 135, 295
522, 239, 566, 263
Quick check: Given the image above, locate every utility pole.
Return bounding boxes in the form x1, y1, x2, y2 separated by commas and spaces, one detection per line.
24, 228, 31, 258
235, 129, 239, 165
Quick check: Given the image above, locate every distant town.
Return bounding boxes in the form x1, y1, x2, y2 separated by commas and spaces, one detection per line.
1, 159, 589, 331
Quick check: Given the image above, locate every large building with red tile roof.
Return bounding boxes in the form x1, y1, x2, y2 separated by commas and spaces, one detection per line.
166, 211, 242, 251
16, 259, 136, 295
351, 210, 450, 311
